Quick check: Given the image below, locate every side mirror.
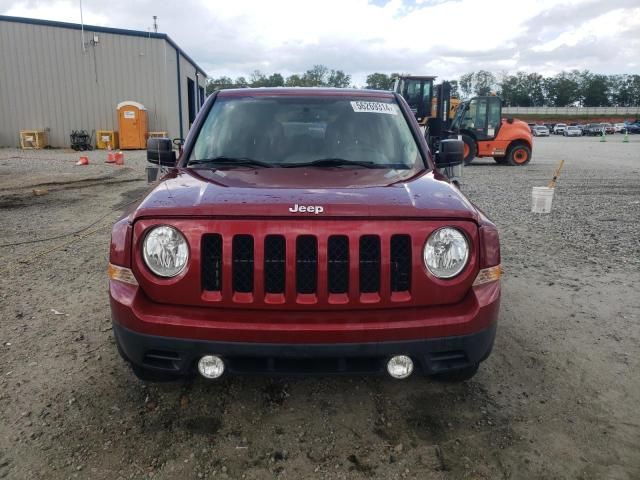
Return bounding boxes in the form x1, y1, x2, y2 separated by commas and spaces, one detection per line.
147, 137, 177, 166
436, 138, 464, 168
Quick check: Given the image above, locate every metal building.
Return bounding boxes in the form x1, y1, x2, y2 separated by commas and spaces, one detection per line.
0, 15, 207, 148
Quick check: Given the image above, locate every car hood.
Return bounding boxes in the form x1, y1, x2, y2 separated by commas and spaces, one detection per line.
130, 167, 479, 221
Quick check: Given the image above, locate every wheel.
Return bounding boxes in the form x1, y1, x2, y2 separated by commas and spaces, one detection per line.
431, 364, 479, 382
493, 156, 508, 164
506, 143, 531, 166
130, 364, 181, 382
461, 134, 476, 165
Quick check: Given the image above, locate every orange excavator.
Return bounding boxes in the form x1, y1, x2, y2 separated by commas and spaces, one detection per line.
391, 75, 533, 166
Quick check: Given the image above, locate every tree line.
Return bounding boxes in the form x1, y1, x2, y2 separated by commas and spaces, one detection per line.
206, 66, 640, 108
205, 65, 351, 94
460, 70, 640, 107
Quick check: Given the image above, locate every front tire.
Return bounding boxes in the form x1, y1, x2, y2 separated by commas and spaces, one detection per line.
506, 143, 531, 166
461, 134, 477, 165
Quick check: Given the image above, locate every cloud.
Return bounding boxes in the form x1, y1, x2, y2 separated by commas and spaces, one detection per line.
2, 0, 639, 84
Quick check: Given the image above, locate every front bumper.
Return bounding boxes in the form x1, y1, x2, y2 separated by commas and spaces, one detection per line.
110, 280, 500, 376
113, 321, 496, 376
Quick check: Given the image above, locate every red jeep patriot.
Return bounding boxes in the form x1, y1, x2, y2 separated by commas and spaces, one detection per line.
109, 88, 501, 382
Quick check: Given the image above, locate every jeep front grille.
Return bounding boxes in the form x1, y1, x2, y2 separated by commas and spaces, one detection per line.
201, 231, 414, 304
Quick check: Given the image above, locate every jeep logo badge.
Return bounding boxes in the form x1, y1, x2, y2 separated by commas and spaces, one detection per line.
289, 204, 324, 214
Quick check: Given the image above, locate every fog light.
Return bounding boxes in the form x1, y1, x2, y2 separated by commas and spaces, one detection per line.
198, 355, 225, 379
387, 355, 414, 379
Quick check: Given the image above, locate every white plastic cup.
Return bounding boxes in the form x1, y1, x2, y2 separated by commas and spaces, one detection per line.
531, 187, 555, 213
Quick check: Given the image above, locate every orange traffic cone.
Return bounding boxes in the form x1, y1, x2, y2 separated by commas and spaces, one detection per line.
76, 156, 89, 166
115, 151, 124, 165
105, 143, 115, 163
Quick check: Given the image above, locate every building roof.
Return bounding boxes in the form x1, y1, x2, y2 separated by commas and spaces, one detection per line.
0, 14, 207, 77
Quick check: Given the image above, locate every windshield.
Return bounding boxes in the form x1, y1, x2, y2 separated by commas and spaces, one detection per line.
450, 101, 468, 130
189, 96, 422, 169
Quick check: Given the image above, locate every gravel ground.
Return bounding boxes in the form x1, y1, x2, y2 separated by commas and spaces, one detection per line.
0, 135, 639, 480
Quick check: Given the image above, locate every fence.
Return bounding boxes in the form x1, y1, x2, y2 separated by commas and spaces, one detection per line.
502, 106, 640, 116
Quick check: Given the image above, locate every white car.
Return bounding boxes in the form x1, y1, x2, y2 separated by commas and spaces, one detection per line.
563, 126, 582, 137
614, 123, 626, 133
553, 123, 567, 135
532, 125, 550, 137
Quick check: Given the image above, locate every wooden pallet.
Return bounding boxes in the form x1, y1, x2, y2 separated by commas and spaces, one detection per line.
20, 130, 48, 149
96, 130, 119, 149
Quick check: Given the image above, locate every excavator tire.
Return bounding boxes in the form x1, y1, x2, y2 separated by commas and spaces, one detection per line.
461, 135, 476, 165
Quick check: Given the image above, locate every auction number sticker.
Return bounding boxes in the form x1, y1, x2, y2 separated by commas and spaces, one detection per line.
351, 101, 397, 115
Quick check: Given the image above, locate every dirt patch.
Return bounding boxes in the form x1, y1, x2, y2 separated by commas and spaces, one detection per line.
0, 139, 639, 479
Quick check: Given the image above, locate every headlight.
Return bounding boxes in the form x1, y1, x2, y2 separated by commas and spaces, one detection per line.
142, 226, 189, 277
423, 227, 469, 279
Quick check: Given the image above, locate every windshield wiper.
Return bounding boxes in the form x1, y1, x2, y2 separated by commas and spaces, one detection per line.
188, 156, 274, 168
282, 158, 381, 168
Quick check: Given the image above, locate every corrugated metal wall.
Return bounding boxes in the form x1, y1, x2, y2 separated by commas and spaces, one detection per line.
0, 20, 206, 147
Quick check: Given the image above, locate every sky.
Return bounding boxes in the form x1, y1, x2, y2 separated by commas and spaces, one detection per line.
1, 0, 639, 85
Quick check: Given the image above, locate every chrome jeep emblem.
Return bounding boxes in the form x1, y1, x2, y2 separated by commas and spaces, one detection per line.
289, 204, 324, 214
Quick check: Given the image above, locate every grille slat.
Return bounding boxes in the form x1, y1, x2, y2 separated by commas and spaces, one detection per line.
232, 235, 254, 293
296, 236, 318, 294
359, 235, 381, 293
201, 234, 222, 291
391, 235, 412, 292
264, 235, 286, 294
328, 236, 349, 294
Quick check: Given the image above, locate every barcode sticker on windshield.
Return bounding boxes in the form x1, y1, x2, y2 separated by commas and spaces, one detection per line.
350, 101, 398, 115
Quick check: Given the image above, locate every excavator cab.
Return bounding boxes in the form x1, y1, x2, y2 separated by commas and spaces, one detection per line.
391, 76, 435, 124
451, 96, 502, 141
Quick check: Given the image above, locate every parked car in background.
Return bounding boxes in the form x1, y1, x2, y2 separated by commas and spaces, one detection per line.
576, 124, 586, 134
532, 125, 550, 137
563, 126, 582, 137
624, 123, 640, 134
602, 123, 615, 135
553, 123, 567, 135
584, 123, 604, 136
614, 123, 626, 133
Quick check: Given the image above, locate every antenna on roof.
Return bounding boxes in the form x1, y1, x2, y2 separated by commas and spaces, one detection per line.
153, 15, 158, 33
79, 0, 86, 52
